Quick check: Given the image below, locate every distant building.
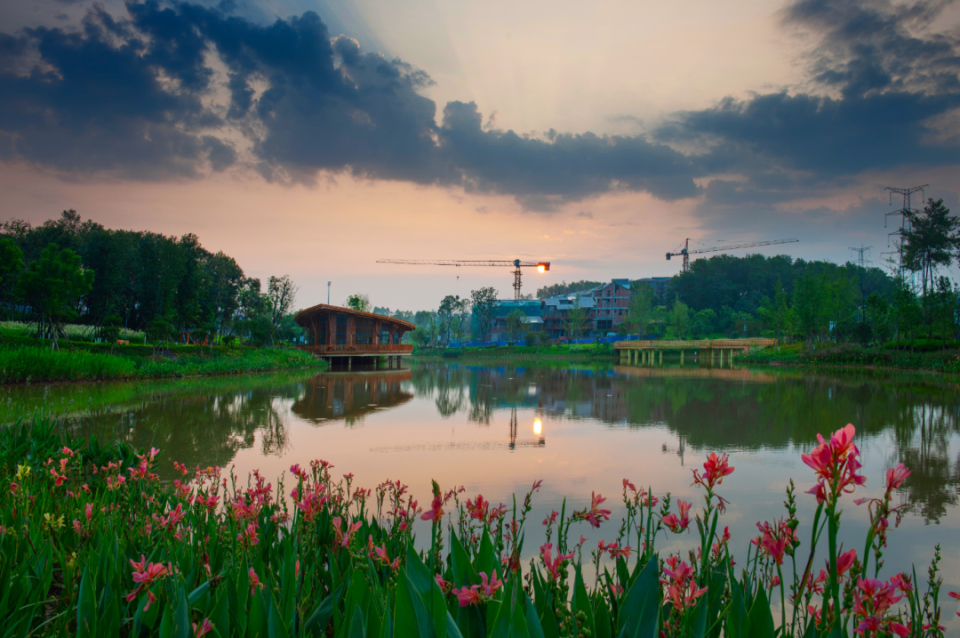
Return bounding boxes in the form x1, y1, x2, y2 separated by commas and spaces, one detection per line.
542, 279, 632, 338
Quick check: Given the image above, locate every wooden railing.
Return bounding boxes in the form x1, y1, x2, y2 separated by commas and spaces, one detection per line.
296, 343, 413, 355
614, 338, 776, 350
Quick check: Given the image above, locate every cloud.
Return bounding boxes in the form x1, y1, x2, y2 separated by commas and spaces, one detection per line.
2, 0, 960, 214
576, 210, 593, 219
0, 1, 700, 208
657, 0, 960, 204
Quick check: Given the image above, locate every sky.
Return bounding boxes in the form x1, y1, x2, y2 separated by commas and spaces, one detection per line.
2, 0, 960, 309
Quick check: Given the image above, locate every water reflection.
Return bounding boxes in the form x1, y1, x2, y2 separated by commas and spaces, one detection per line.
291, 369, 413, 424
8, 362, 958, 525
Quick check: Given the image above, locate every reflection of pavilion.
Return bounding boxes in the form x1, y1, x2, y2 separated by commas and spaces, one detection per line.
368, 406, 545, 453
291, 370, 413, 424
612, 366, 779, 382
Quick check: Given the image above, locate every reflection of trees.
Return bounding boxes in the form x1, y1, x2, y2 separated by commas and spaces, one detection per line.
71, 378, 307, 480
895, 406, 960, 523
410, 361, 960, 524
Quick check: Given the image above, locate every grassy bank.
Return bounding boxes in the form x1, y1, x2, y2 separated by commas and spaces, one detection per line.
738, 341, 960, 373
0, 343, 325, 384
415, 342, 615, 360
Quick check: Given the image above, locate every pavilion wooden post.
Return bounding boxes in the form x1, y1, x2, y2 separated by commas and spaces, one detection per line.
328, 312, 337, 349
347, 315, 355, 348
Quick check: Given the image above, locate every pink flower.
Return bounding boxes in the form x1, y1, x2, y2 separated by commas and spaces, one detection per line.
452, 585, 481, 607
579, 492, 612, 528
663, 500, 692, 533
249, 568, 264, 595
332, 517, 362, 548
478, 572, 502, 597
693, 453, 735, 490
540, 543, 574, 581
435, 574, 451, 593
466, 495, 490, 524
802, 424, 866, 504
661, 556, 707, 610
885, 463, 912, 490
193, 619, 214, 637
837, 548, 857, 576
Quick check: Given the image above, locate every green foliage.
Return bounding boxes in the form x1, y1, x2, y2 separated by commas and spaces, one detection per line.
536, 280, 603, 300
344, 293, 371, 313
471, 287, 498, 342
15, 243, 95, 341
1, 210, 299, 345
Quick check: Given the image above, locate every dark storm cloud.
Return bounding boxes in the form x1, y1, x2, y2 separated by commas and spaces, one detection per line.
0, 0, 699, 206
659, 0, 960, 206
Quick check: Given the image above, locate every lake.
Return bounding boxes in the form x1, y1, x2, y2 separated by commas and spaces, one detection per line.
3, 359, 959, 623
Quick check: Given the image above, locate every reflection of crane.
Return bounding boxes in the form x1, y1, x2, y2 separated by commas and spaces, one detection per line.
666, 238, 799, 272
377, 259, 550, 300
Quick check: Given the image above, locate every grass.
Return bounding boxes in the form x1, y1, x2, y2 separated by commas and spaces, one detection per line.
0, 320, 146, 342
738, 341, 960, 373
0, 344, 325, 384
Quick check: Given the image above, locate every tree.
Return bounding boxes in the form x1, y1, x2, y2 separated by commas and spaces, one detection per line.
344, 293, 371, 313
15, 244, 94, 347
437, 295, 459, 346
902, 198, 960, 332
146, 317, 173, 352
268, 275, 298, 341
505, 309, 526, 343
564, 296, 590, 340
627, 282, 656, 338
536, 280, 602, 300
757, 279, 794, 343
0, 237, 25, 286
471, 287, 498, 343
670, 297, 691, 339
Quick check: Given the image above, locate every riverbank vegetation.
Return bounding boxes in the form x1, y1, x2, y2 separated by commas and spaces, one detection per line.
1, 416, 955, 636
0, 344, 323, 384
739, 342, 960, 374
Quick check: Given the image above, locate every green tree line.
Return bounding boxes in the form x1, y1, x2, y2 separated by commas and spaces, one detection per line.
0, 210, 303, 346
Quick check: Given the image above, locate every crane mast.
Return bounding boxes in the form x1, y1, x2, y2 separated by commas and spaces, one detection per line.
377, 259, 550, 300
666, 238, 799, 272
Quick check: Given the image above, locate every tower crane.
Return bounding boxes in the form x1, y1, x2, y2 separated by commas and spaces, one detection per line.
666, 238, 799, 272
377, 259, 550, 300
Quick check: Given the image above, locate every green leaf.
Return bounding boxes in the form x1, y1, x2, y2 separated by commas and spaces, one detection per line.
594, 599, 612, 638
268, 593, 287, 638
395, 571, 436, 638
523, 592, 545, 638
304, 585, 342, 637
349, 606, 366, 638
725, 581, 749, 638
747, 586, 775, 638
451, 532, 479, 589
76, 564, 96, 638
539, 607, 560, 638
617, 558, 659, 638
247, 591, 264, 638
174, 583, 192, 638
476, 531, 496, 578
189, 581, 212, 607
688, 595, 708, 638
571, 566, 595, 638
211, 590, 231, 638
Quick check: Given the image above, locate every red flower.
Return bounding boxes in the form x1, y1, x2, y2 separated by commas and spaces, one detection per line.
693, 453, 735, 490
663, 500, 692, 533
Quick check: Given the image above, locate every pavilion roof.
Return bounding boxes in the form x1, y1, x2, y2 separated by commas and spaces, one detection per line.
294, 304, 417, 331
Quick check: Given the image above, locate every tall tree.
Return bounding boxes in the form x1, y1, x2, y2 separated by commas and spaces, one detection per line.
471, 287, 498, 342
670, 297, 691, 339
268, 275, 299, 339
15, 244, 95, 347
627, 281, 656, 338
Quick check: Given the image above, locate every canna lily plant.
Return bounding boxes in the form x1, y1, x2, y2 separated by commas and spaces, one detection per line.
0, 415, 957, 637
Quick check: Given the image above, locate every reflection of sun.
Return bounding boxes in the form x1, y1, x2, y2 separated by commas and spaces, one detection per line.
533, 419, 542, 435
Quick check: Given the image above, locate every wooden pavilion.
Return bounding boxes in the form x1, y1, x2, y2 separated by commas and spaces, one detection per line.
294, 304, 415, 369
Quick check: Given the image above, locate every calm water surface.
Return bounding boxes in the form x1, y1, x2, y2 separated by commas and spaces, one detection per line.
4, 361, 959, 622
